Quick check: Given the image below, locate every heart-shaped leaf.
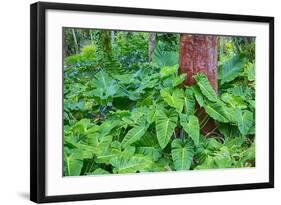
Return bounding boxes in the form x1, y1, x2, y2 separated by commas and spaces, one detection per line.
155, 109, 178, 149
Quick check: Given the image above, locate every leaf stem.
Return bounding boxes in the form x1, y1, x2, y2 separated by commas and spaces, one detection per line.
200, 116, 210, 129
173, 130, 177, 139
204, 125, 219, 137
180, 128, 184, 140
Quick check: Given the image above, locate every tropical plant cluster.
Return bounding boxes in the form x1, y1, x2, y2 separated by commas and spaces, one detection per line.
63, 29, 255, 176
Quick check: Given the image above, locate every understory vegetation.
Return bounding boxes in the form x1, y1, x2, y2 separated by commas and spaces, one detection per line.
63, 28, 255, 176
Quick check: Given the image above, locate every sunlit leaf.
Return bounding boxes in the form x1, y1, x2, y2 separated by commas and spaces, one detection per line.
152, 42, 179, 67
160, 65, 178, 78
111, 154, 153, 173
121, 123, 148, 148
219, 54, 246, 84
161, 88, 185, 113
171, 73, 186, 87
180, 114, 200, 145
235, 109, 254, 135
203, 101, 229, 123
184, 88, 195, 115
191, 85, 204, 107
193, 73, 217, 102
171, 139, 194, 170
155, 109, 178, 149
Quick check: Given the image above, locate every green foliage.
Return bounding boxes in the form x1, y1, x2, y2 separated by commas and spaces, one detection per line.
121, 122, 148, 148
64, 148, 85, 176
203, 101, 230, 123
152, 42, 179, 67
160, 88, 184, 113
218, 54, 247, 85
155, 109, 178, 149
63, 29, 255, 176
235, 109, 254, 135
160, 65, 178, 78
111, 154, 153, 174
183, 88, 195, 115
171, 139, 194, 170
65, 45, 96, 67
180, 114, 200, 146
194, 74, 218, 102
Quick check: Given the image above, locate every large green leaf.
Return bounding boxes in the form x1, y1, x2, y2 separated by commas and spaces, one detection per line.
235, 109, 254, 135
240, 142, 255, 164
221, 93, 247, 109
203, 101, 229, 123
160, 88, 185, 113
152, 43, 179, 67
155, 109, 178, 149
95, 149, 118, 164
195, 147, 232, 169
89, 70, 119, 100
64, 148, 92, 176
171, 73, 186, 87
69, 119, 93, 138
96, 141, 135, 164
227, 85, 245, 97
193, 74, 217, 102
171, 139, 194, 170
184, 88, 195, 115
111, 154, 153, 174
245, 62, 255, 81
64, 157, 83, 176
121, 123, 148, 148
134, 132, 158, 147
90, 168, 110, 175
218, 54, 246, 84
87, 133, 113, 156
218, 124, 241, 138
136, 146, 162, 161
180, 114, 200, 146
149, 158, 171, 172
160, 65, 178, 78
191, 85, 204, 107
147, 105, 157, 123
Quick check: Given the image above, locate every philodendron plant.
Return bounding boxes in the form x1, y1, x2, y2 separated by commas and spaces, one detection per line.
63, 53, 255, 176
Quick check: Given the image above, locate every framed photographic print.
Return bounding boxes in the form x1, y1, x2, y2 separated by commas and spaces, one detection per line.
30, 1, 274, 203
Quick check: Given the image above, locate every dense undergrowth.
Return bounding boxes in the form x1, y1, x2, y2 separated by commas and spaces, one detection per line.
63, 31, 255, 176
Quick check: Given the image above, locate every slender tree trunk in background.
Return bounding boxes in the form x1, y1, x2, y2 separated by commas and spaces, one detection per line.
111, 31, 115, 44
71, 28, 79, 54
101, 30, 112, 56
90, 30, 94, 47
233, 38, 241, 54
179, 34, 218, 134
148, 33, 156, 62
218, 37, 224, 59
244, 37, 252, 43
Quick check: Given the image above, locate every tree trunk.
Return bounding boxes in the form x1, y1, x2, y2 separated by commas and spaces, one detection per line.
71, 28, 79, 54
148, 33, 156, 62
179, 34, 218, 134
111, 31, 115, 44
90, 30, 94, 47
100, 30, 112, 56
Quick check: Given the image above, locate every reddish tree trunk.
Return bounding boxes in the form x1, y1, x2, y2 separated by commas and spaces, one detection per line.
179, 34, 218, 134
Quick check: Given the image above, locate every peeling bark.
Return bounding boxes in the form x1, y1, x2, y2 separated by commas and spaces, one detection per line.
148, 33, 156, 62
179, 34, 218, 90
179, 34, 218, 134
71, 28, 79, 54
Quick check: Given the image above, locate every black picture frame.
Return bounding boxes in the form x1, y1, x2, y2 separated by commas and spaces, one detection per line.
30, 1, 274, 203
